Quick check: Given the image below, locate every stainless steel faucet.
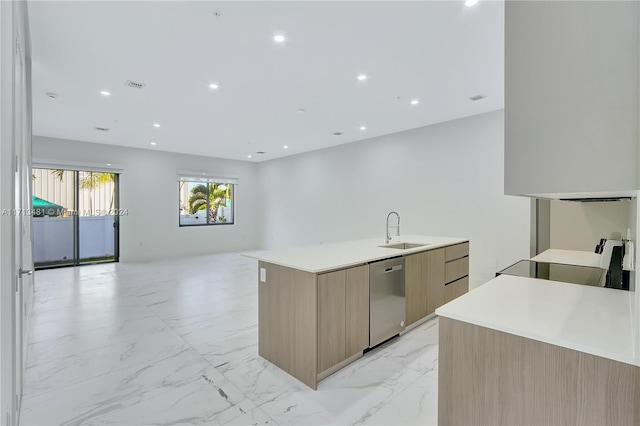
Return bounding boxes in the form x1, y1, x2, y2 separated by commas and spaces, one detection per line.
386, 211, 400, 244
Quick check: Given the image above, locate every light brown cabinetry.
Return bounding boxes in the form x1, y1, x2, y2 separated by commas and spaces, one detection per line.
445, 242, 469, 262
444, 276, 468, 304
258, 262, 317, 388
258, 261, 368, 389
345, 266, 370, 358
317, 265, 369, 375
439, 317, 640, 425
405, 249, 445, 326
257, 240, 469, 389
317, 271, 346, 373
444, 242, 469, 304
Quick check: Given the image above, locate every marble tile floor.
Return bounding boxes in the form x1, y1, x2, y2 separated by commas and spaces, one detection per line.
20, 252, 439, 426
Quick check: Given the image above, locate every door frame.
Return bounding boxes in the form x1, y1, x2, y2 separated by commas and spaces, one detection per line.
31, 166, 121, 269
13, 27, 25, 417
1, 2, 31, 424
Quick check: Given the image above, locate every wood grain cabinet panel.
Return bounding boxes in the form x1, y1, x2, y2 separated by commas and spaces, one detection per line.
318, 270, 347, 373
405, 251, 428, 326
258, 262, 317, 389
425, 249, 445, 315
405, 249, 445, 326
439, 317, 640, 425
445, 242, 469, 262
444, 276, 469, 304
345, 265, 369, 358
318, 265, 369, 375
445, 256, 469, 284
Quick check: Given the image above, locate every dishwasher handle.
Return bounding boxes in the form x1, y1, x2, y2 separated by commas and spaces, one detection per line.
375, 264, 403, 274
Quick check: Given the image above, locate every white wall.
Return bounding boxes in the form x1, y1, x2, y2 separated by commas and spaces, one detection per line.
257, 110, 531, 288
549, 200, 632, 252
32, 136, 260, 262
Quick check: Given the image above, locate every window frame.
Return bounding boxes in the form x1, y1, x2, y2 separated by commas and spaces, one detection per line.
178, 178, 236, 227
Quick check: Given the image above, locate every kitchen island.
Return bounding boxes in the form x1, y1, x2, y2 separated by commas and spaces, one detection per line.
436, 275, 640, 425
244, 235, 469, 389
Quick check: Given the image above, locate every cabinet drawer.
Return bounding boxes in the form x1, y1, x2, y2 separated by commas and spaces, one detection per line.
444, 276, 469, 304
445, 242, 469, 262
445, 256, 469, 284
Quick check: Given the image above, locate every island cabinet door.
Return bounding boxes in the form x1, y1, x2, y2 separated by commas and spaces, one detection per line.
345, 266, 369, 358
317, 265, 369, 374
258, 261, 318, 389
405, 249, 445, 326
425, 248, 445, 316
317, 270, 347, 373
405, 251, 428, 326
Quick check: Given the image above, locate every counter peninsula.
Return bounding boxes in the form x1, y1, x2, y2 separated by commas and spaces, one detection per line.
436, 274, 640, 425
244, 235, 470, 389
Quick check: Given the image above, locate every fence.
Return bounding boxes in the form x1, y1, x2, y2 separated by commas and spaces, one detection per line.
33, 216, 115, 263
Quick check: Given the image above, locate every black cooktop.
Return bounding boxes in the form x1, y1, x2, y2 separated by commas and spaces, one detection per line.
496, 260, 605, 287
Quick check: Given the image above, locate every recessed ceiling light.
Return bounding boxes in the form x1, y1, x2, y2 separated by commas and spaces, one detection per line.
100, 90, 111, 96
153, 123, 160, 128
106, 163, 112, 166
274, 34, 286, 43
150, 142, 157, 146
465, 0, 478, 7
209, 83, 219, 90
333, 132, 343, 136
46, 92, 58, 99
283, 145, 289, 149
357, 74, 368, 81
247, 155, 252, 158
410, 99, 420, 105
360, 126, 367, 131
296, 108, 306, 113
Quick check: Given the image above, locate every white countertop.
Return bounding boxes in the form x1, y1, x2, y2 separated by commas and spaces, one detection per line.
436, 275, 637, 366
531, 248, 602, 268
243, 235, 468, 273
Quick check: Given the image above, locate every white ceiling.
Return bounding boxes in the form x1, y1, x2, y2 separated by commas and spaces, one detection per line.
29, 1, 504, 162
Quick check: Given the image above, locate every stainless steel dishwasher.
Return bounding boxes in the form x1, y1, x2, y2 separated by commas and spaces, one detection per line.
369, 257, 406, 347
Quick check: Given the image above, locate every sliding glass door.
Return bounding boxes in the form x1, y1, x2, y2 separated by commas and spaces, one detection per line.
32, 168, 120, 268
77, 171, 119, 264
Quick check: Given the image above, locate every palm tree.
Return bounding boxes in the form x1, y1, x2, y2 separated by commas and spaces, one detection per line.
79, 172, 113, 189
188, 184, 208, 214
188, 183, 230, 222
50, 169, 65, 182
80, 172, 116, 213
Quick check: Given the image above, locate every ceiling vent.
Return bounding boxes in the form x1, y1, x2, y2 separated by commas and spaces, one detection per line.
125, 80, 145, 89
469, 94, 487, 101
94, 126, 110, 132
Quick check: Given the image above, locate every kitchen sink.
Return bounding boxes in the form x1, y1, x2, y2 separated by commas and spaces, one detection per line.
379, 242, 429, 250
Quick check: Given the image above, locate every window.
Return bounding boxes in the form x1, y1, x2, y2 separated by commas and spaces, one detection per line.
179, 177, 235, 226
